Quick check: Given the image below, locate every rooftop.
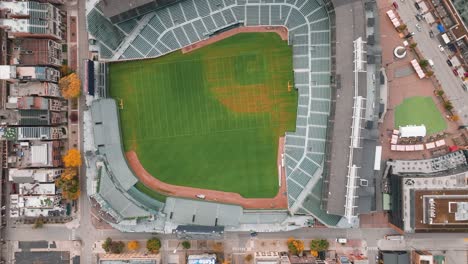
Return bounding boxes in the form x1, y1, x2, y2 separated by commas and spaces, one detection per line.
9, 82, 61, 98
8, 168, 62, 183
9, 38, 62, 67
389, 150, 468, 175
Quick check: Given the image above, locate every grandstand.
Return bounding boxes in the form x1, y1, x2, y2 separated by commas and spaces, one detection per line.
86, 0, 345, 230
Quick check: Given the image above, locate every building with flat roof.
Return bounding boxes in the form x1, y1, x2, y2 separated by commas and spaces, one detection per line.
0, 65, 60, 83
388, 150, 467, 175
0, 126, 68, 141
19, 183, 55, 195
9, 81, 61, 98
9, 38, 62, 67
8, 168, 62, 183
18, 109, 67, 126
386, 151, 468, 232
381, 251, 410, 264
7, 140, 64, 168
187, 254, 216, 264
0, 1, 64, 40
10, 193, 64, 218
7, 96, 67, 111
412, 250, 433, 264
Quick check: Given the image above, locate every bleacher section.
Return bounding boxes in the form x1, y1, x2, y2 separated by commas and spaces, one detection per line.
88, 0, 339, 226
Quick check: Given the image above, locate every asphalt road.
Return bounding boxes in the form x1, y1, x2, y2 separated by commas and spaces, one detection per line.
394, 0, 468, 125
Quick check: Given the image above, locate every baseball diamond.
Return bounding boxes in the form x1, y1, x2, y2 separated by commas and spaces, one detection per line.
110, 32, 297, 198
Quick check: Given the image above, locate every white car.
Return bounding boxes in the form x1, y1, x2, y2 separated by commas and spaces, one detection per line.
415, 24, 422, 32
195, 194, 206, 199
438, 44, 444, 52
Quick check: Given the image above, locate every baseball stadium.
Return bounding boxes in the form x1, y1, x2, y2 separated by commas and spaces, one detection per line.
85, 0, 349, 233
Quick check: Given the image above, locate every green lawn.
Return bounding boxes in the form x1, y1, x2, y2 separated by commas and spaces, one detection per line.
109, 33, 297, 198
394, 96, 447, 135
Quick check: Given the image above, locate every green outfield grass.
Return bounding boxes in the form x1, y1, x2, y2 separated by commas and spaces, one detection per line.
394, 96, 447, 135
109, 33, 297, 198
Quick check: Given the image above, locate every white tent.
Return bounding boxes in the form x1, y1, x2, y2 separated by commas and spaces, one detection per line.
399, 125, 426, 138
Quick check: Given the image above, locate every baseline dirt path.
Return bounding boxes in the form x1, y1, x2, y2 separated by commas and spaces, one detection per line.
126, 137, 287, 209
182, 26, 288, 54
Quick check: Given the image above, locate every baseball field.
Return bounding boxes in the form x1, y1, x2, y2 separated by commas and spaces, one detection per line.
109, 32, 297, 198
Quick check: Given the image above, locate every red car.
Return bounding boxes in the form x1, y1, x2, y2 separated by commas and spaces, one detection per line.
453, 69, 459, 76
393, 1, 399, 9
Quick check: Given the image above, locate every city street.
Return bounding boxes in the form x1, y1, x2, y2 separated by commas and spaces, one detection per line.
389, 0, 468, 125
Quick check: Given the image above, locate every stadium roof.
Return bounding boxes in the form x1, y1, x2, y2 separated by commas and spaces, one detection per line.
164, 197, 242, 226
91, 99, 138, 190
97, 167, 151, 219
98, 0, 181, 23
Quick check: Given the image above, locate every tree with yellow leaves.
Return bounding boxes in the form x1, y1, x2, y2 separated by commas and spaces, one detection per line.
61, 168, 77, 180
127, 240, 139, 251
63, 149, 82, 168
55, 168, 80, 201
287, 237, 304, 255
59, 72, 81, 99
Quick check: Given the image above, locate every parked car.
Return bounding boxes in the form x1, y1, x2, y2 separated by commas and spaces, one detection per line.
415, 14, 423, 21
428, 59, 434, 67
438, 44, 445, 52
405, 32, 415, 39
462, 84, 467, 91
446, 59, 453, 67
414, 2, 421, 10
452, 69, 459, 76
415, 24, 422, 31
429, 30, 434, 38
392, 1, 399, 9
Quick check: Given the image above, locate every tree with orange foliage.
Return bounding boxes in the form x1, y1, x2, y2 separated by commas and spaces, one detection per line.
310, 250, 318, 257
127, 240, 140, 251
63, 149, 82, 168
287, 237, 304, 255
59, 72, 81, 99
451, 115, 460, 122
55, 168, 80, 201
61, 168, 77, 180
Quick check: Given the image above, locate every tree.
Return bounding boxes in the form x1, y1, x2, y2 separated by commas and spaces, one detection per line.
426, 70, 434, 77
212, 242, 224, 252
127, 240, 140, 251
436, 90, 445, 97
310, 250, 319, 257
287, 237, 304, 255
310, 239, 329, 252
444, 101, 453, 111
61, 168, 77, 181
419, 59, 429, 68
63, 148, 82, 168
409, 42, 418, 49
146, 237, 161, 254
102, 238, 125, 254
182, 240, 191, 250
397, 24, 407, 31
60, 65, 73, 77
59, 72, 81, 99
33, 217, 44, 229
451, 115, 460, 121
245, 254, 253, 263
55, 168, 80, 201
109, 241, 125, 254
102, 238, 112, 252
